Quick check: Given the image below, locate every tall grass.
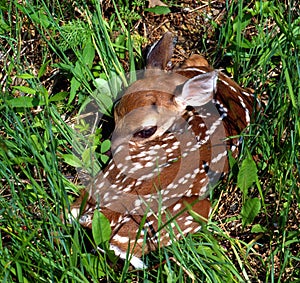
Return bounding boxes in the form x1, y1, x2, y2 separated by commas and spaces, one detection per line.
0, 0, 299, 282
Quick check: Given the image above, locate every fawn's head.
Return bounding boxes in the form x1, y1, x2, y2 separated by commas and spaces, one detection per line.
112, 32, 218, 151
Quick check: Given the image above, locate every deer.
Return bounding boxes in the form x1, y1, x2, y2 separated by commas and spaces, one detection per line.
67, 32, 255, 269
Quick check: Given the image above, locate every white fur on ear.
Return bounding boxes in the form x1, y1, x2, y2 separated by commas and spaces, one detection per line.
175, 70, 218, 107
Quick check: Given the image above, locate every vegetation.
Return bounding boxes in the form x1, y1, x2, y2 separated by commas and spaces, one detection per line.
0, 0, 299, 282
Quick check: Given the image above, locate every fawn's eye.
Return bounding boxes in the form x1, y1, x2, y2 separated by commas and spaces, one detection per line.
133, 126, 157, 139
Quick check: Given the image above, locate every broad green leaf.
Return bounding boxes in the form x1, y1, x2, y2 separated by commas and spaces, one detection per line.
237, 155, 258, 197
82, 146, 97, 167
94, 78, 112, 97
255, 1, 271, 15
232, 38, 253, 49
93, 78, 115, 113
69, 77, 81, 104
54, 62, 72, 72
92, 210, 112, 245
12, 86, 36, 95
100, 140, 111, 153
83, 41, 95, 70
49, 92, 68, 102
145, 6, 171, 15
94, 75, 122, 101
251, 224, 267, 233
73, 60, 84, 78
6, 96, 42, 108
100, 154, 109, 164
62, 154, 83, 167
241, 197, 261, 227
233, 19, 251, 33
109, 74, 123, 97
30, 9, 52, 29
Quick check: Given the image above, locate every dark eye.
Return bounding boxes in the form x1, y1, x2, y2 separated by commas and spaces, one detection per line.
133, 126, 157, 139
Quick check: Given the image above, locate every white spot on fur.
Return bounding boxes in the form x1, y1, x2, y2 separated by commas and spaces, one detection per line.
200, 185, 208, 194
184, 220, 193, 226
109, 244, 147, 269
211, 151, 227, 163
173, 203, 182, 211
219, 78, 229, 86
229, 85, 238, 93
242, 91, 251, 97
193, 226, 201, 233
182, 227, 193, 234
205, 118, 223, 135
238, 96, 251, 123
134, 199, 142, 207
113, 234, 129, 244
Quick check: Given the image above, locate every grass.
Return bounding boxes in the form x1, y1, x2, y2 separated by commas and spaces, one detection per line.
0, 0, 299, 282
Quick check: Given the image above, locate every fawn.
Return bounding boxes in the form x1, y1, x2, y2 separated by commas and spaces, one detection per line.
68, 32, 255, 269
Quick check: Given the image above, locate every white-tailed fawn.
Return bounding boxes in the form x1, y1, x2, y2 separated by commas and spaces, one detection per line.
68, 32, 255, 269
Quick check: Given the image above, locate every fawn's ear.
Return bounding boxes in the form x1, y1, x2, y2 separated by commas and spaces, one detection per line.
175, 71, 218, 108
146, 32, 176, 70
